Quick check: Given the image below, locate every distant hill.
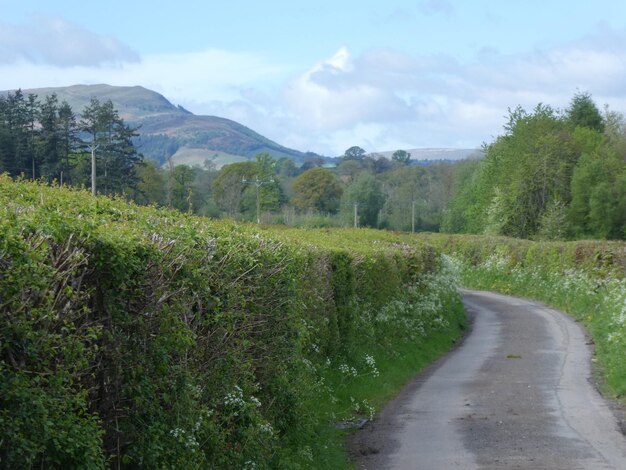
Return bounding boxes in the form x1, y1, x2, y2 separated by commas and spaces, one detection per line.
6, 84, 306, 168
375, 148, 483, 161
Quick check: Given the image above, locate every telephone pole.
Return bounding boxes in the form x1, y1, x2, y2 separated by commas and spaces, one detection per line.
242, 177, 274, 224
353, 202, 359, 228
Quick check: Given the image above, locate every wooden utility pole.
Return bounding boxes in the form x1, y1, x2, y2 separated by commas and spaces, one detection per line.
353, 202, 358, 228
412, 200, 415, 233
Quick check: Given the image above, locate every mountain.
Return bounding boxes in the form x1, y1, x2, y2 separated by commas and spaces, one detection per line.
9, 84, 306, 168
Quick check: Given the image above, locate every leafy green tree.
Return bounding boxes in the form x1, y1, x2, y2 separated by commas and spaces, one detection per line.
253, 152, 283, 215
450, 104, 574, 238
212, 161, 257, 216
391, 149, 411, 165
291, 167, 343, 213
380, 165, 426, 231
566, 92, 604, 133
336, 159, 363, 183
343, 146, 366, 161
569, 147, 626, 239
341, 172, 386, 227
275, 157, 299, 177
134, 159, 167, 205
170, 164, 197, 212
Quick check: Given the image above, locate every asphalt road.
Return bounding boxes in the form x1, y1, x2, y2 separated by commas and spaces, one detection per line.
348, 290, 626, 469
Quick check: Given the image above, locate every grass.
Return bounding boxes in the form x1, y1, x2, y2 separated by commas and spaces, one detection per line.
296, 258, 467, 468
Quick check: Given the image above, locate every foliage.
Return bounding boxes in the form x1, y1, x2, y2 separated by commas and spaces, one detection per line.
291, 167, 343, 214
391, 149, 411, 165
443, 94, 626, 240
0, 176, 465, 468
566, 91, 605, 133
4, 88, 623, 241
211, 161, 257, 216
341, 172, 386, 227
343, 146, 366, 161
0, 90, 142, 197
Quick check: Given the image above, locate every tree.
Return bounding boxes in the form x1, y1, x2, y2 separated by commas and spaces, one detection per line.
341, 172, 386, 227
255, 153, 283, 211
212, 161, 257, 216
275, 157, 299, 177
343, 146, 366, 161
446, 103, 574, 238
57, 101, 79, 185
291, 167, 343, 213
79, 98, 142, 195
80, 98, 102, 194
37, 93, 61, 181
566, 92, 604, 133
336, 159, 363, 183
134, 160, 167, 206
392, 149, 411, 165
171, 164, 197, 212
569, 147, 626, 239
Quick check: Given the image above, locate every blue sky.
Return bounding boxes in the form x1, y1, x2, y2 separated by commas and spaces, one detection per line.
2, 0, 626, 155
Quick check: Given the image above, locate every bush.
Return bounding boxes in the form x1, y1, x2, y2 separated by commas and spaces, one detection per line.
0, 176, 465, 468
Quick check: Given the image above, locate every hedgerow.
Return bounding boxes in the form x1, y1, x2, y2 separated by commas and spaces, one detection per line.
0, 176, 465, 468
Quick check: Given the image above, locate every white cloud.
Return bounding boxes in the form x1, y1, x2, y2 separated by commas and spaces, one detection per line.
0, 16, 139, 66
3, 24, 626, 157
0, 48, 289, 101
270, 30, 626, 154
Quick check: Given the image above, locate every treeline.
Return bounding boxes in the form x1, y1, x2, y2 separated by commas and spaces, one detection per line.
443, 93, 626, 240
2, 88, 624, 240
132, 150, 463, 232
108, 92, 626, 240
0, 89, 142, 195
0, 88, 462, 232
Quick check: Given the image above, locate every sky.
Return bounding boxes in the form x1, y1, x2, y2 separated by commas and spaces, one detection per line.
2, 1, 626, 156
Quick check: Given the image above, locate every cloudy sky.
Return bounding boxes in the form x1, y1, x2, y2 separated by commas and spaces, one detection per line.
2, 1, 626, 156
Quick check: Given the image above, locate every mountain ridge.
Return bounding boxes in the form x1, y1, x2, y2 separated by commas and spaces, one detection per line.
3, 84, 481, 167
4, 84, 306, 167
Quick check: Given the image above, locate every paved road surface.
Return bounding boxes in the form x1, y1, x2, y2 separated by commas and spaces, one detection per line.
349, 290, 626, 469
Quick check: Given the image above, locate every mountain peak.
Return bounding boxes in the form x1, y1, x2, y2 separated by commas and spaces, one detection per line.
5, 84, 305, 167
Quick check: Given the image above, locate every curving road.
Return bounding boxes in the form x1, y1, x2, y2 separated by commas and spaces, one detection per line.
349, 290, 626, 469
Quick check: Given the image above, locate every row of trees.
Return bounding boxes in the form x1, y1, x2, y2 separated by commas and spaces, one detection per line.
131, 145, 458, 231
0, 90, 142, 195
2, 88, 623, 239
443, 93, 626, 240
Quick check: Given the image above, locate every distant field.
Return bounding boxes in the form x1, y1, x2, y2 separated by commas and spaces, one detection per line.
169, 146, 249, 168
376, 148, 482, 161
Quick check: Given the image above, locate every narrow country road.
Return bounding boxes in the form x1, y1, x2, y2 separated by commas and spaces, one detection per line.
348, 290, 626, 469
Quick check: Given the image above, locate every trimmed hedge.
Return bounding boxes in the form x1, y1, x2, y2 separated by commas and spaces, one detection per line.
0, 176, 461, 468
